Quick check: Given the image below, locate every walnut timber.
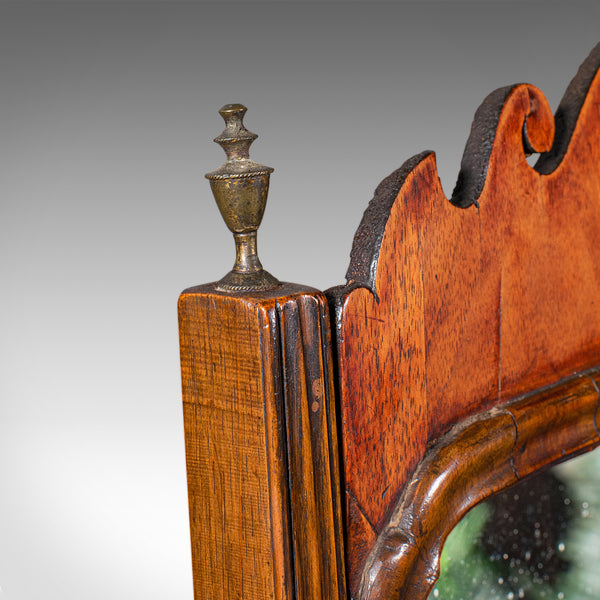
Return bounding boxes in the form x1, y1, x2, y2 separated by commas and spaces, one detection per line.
329, 41, 600, 596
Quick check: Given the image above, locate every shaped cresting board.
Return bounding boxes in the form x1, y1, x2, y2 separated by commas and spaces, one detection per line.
328, 43, 600, 597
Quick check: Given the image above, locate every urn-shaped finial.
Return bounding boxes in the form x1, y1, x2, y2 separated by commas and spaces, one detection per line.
205, 103, 280, 291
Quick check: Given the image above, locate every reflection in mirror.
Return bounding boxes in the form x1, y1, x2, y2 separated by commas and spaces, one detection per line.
429, 449, 600, 600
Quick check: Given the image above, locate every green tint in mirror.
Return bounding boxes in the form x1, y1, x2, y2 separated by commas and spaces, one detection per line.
429, 449, 600, 600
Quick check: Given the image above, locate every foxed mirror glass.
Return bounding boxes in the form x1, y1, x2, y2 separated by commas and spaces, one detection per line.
429, 448, 600, 600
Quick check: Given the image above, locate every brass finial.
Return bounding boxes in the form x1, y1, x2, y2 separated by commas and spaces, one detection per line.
206, 103, 280, 292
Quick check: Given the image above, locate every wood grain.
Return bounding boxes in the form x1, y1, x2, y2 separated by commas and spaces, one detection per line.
179, 283, 345, 600
358, 369, 600, 600
329, 42, 600, 596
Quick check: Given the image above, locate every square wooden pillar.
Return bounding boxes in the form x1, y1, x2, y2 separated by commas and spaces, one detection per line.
178, 282, 346, 600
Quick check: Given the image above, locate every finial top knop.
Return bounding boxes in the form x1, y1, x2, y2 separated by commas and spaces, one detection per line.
206, 103, 273, 180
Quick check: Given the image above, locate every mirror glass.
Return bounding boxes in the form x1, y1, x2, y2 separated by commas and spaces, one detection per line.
429, 448, 600, 600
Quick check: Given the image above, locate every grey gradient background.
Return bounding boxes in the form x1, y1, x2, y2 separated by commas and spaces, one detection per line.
1, 2, 599, 599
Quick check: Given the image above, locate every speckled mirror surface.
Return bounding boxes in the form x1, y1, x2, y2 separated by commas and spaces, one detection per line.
429, 449, 600, 600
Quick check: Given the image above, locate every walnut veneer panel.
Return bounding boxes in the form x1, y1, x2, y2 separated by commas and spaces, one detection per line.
329, 43, 600, 596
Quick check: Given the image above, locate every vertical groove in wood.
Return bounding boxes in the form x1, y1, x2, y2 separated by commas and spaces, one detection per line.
178, 283, 345, 600
318, 297, 347, 600
259, 304, 296, 600
279, 293, 347, 600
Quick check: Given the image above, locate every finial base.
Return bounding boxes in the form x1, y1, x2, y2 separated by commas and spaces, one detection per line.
216, 269, 280, 293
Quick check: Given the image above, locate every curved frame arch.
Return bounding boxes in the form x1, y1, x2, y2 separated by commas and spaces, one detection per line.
359, 369, 600, 600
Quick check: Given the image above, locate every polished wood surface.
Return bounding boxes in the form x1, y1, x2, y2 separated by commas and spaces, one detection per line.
329, 42, 600, 595
358, 369, 600, 600
179, 283, 345, 600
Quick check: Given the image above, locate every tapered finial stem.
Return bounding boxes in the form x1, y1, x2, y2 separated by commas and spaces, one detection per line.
205, 104, 279, 292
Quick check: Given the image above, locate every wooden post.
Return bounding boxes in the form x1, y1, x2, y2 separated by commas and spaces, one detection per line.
178, 283, 346, 600
178, 103, 345, 600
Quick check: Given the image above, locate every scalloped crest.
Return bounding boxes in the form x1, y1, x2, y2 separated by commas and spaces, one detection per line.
346, 42, 600, 292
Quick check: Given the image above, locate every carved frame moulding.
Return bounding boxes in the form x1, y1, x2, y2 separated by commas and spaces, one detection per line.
358, 369, 600, 600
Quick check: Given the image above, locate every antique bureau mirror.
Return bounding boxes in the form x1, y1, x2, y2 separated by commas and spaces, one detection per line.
178, 42, 600, 600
